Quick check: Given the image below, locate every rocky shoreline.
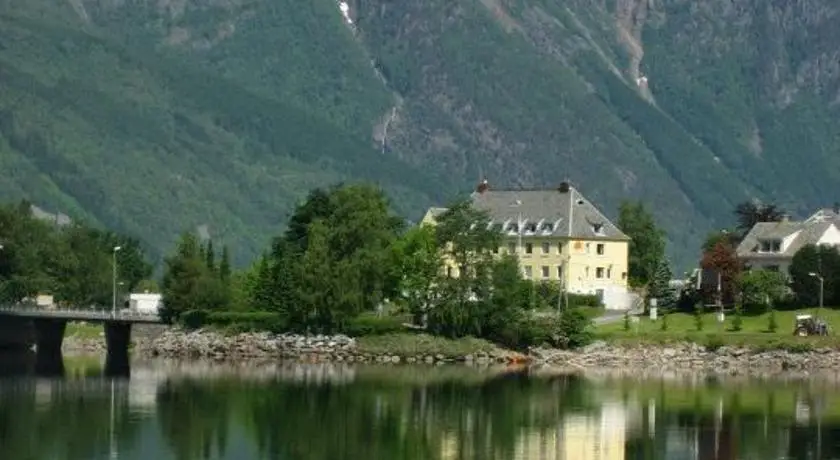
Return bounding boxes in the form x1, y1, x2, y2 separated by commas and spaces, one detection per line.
534, 341, 840, 374
135, 329, 526, 365
61, 329, 840, 374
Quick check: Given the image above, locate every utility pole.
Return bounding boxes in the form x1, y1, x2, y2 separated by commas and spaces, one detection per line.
112, 246, 122, 317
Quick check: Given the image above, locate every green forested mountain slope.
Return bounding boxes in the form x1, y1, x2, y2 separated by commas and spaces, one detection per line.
1, 0, 838, 268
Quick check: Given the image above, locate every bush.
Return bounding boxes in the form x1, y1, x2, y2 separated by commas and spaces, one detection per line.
344, 314, 406, 337
179, 310, 208, 330
567, 293, 602, 308
704, 334, 724, 351
694, 304, 704, 331
205, 311, 288, 333
768, 308, 778, 333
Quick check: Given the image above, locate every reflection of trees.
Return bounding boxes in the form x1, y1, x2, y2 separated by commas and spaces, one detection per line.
154, 372, 597, 460
0, 379, 140, 460
156, 379, 232, 460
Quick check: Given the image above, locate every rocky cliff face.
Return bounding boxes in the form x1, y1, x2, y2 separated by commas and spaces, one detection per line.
1, 0, 838, 266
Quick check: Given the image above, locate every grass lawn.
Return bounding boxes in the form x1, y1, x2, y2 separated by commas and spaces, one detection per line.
596, 308, 840, 349
357, 333, 500, 358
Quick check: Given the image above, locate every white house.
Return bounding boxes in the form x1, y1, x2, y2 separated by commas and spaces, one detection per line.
129, 293, 162, 314
737, 208, 840, 276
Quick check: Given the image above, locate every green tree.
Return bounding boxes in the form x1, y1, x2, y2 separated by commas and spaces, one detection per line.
161, 232, 207, 323
427, 200, 501, 338
391, 225, 441, 324
295, 220, 336, 331
738, 269, 789, 313
789, 244, 840, 306
734, 201, 785, 236
205, 240, 216, 273
617, 201, 666, 288
648, 259, 676, 309
219, 246, 232, 283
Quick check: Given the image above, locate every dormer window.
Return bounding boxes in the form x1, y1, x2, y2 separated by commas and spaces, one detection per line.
507, 222, 519, 234
524, 221, 537, 234
592, 223, 604, 235
540, 222, 554, 233
759, 239, 782, 253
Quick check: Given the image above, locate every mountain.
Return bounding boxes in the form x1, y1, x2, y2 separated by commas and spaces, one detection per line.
1, 0, 838, 268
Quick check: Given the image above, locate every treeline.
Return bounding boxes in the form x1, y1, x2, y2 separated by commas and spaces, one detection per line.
0, 201, 153, 306
161, 184, 596, 349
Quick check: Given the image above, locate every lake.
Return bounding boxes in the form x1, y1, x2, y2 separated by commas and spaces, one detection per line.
1, 355, 839, 460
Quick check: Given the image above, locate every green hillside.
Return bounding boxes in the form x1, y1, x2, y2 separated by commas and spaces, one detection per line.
1, 0, 839, 268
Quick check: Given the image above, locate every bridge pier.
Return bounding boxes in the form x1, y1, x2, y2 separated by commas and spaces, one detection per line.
33, 318, 66, 377
104, 322, 132, 377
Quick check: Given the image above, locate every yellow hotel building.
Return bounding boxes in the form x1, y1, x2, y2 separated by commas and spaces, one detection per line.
422, 181, 631, 308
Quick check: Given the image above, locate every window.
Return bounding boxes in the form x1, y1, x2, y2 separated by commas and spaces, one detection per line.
524, 222, 537, 234
447, 267, 453, 277
607, 267, 612, 279
541, 242, 550, 254
556, 265, 563, 279
622, 272, 627, 280
541, 266, 550, 278
596, 243, 605, 255
508, 243, 516, 254
524, 266, 533, 279
596, 267, 605, 279
557, 243, 563, 254
541, 222, 554, 233
507, 223, 519, 234
759, 239, 782, 253
525, 243, 533, 254
592, 223, 604, 235
585, 243, 591, 253
585, 266, 590, 278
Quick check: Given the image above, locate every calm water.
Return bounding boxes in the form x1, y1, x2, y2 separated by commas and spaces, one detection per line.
1, 356, 840, 460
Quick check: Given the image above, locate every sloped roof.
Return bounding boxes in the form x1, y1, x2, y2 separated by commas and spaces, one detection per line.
468, 185, 629, 240
737, 220, 834, 258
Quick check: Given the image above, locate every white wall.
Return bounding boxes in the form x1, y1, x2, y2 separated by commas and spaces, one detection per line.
129, 293, 162, 314
817, 224, 840, 245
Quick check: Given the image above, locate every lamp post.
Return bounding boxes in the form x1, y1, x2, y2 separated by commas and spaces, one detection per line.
112, 246, 122, 317
809, 272, 824, 318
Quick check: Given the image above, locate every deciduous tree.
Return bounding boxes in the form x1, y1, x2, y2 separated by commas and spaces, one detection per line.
617, 201, 665, 288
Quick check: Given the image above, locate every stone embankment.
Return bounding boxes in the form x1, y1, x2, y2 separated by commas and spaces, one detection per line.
136, 329, 525, 365
533, 341, 840, 374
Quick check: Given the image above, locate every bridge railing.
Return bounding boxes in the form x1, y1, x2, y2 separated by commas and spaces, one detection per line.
0, 304, 161, 321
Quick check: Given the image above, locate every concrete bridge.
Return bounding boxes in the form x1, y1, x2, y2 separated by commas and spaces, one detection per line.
0, 304, 163, 376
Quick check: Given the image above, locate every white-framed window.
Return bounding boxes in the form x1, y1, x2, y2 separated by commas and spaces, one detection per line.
541, 242, 550, 254
596, 267, 605, 279
525, 243, 533, 254
524, 266, 533, 279
541, 266, 550, 278
596, 243, 605, 255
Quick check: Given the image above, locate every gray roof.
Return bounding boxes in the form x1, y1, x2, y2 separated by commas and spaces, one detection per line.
467, 185, 629, 240
737, 220, 835, 258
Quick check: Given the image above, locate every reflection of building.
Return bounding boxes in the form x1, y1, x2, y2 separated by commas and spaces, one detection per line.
561, 402, 627, 460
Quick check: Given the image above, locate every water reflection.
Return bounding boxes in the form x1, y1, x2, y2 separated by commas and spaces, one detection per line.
1, 356, 839, 459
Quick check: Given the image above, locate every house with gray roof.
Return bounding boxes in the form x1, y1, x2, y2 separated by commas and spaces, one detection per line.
422, 180, 636, 309
737, 209, 840, 276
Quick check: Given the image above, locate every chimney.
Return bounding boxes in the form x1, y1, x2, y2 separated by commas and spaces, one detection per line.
476, 179, 489, 194
558, 181, 570, 193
